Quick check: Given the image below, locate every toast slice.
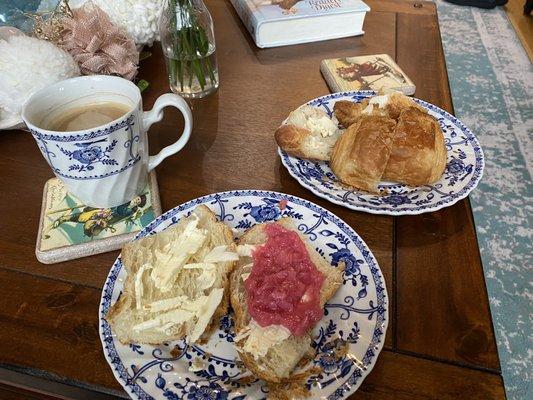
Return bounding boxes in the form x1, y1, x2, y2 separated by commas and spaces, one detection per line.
105, 205, 237, 345
275, 105, 342, 161
230, 218, 344, 383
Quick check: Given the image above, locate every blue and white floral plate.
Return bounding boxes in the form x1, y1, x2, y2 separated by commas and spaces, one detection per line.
279, 91, 484, 215
99, 190, 388, 400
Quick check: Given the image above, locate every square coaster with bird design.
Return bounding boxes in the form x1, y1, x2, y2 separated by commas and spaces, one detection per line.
36, 172, 162, 264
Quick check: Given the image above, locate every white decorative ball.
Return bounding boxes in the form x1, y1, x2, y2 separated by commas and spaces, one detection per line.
0, 35, 80, 126
92, 0, 165, 47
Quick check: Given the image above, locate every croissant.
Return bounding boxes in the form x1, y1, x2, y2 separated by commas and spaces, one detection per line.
383, 107, 447, 186
330, 115, 396, 194
333, 92, 427, 128
331, 108, 446, 193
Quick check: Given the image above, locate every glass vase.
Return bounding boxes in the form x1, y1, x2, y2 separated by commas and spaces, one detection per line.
159, 0, 219, 98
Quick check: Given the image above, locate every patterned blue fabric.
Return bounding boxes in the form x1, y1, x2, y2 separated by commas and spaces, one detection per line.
436, 2, 532, 399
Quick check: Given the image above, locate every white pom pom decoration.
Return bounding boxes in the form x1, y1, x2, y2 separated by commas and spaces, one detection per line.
0, 35, 80, 129
92, 0, 165, 47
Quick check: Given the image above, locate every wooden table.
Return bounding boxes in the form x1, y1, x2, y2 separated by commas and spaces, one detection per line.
0, 1, 506, 399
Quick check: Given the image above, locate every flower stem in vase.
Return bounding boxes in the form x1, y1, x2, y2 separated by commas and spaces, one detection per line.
161, 0, 218, 98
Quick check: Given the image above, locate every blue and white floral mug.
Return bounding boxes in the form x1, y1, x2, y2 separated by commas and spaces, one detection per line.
22, 75, 192, 207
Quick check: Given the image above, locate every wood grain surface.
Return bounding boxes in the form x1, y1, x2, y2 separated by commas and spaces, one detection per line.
0, 0, 504, 398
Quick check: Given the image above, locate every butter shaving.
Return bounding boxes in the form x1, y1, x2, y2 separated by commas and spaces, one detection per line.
183, 263, 217, 290
150, 217, 207, 292
188, 288, 224, 343
132, 307, 194, 332
236, 244, 256, 257
148, 296, 188, 313
134, 263, 151, 310
236, 320, 291, 360
203, 245, 239, 263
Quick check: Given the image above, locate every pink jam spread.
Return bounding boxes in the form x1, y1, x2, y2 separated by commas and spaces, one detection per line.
244, 223, 325, 336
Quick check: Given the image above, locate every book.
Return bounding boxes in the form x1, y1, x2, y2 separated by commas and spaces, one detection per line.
320, 54, 416, 95
230, 0, 370, 48
35, 172, 162, 264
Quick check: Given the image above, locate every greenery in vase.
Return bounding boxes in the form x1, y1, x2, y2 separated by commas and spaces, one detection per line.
169, 0, 217, 92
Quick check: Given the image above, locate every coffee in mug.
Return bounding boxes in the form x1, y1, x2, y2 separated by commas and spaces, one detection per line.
40, 102, 132, 132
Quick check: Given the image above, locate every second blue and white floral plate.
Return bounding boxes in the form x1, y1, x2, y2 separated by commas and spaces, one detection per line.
279, 91, 484, 215
99, 190, 388, 400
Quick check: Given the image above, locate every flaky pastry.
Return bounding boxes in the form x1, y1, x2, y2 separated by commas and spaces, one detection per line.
383, 107, 447, 185
330, 115, 397, 194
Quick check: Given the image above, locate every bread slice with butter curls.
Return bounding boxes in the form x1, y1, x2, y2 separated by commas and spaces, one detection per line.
231, 218, 344, 383
275, 105, 342, 161
105, 205, 237, 345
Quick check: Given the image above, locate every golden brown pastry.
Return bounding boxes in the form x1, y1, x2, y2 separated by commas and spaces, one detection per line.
381, 92, 427, 119
330, 115, 397, 194
333, 100, 371, 128
333, 92, 427, 128
383, 107, 447, 185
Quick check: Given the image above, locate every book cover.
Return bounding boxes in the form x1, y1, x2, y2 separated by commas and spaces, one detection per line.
230, 0, 370, 47
36, 172, 162, 264
321, 54, 416, 95
244, 0, 369, 20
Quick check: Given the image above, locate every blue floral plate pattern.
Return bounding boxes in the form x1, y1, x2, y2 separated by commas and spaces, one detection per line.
279, 91, 485, 215
99, 190, 388, 399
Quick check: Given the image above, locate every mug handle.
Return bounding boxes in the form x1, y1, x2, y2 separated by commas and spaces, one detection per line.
143, 93, 192, 171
